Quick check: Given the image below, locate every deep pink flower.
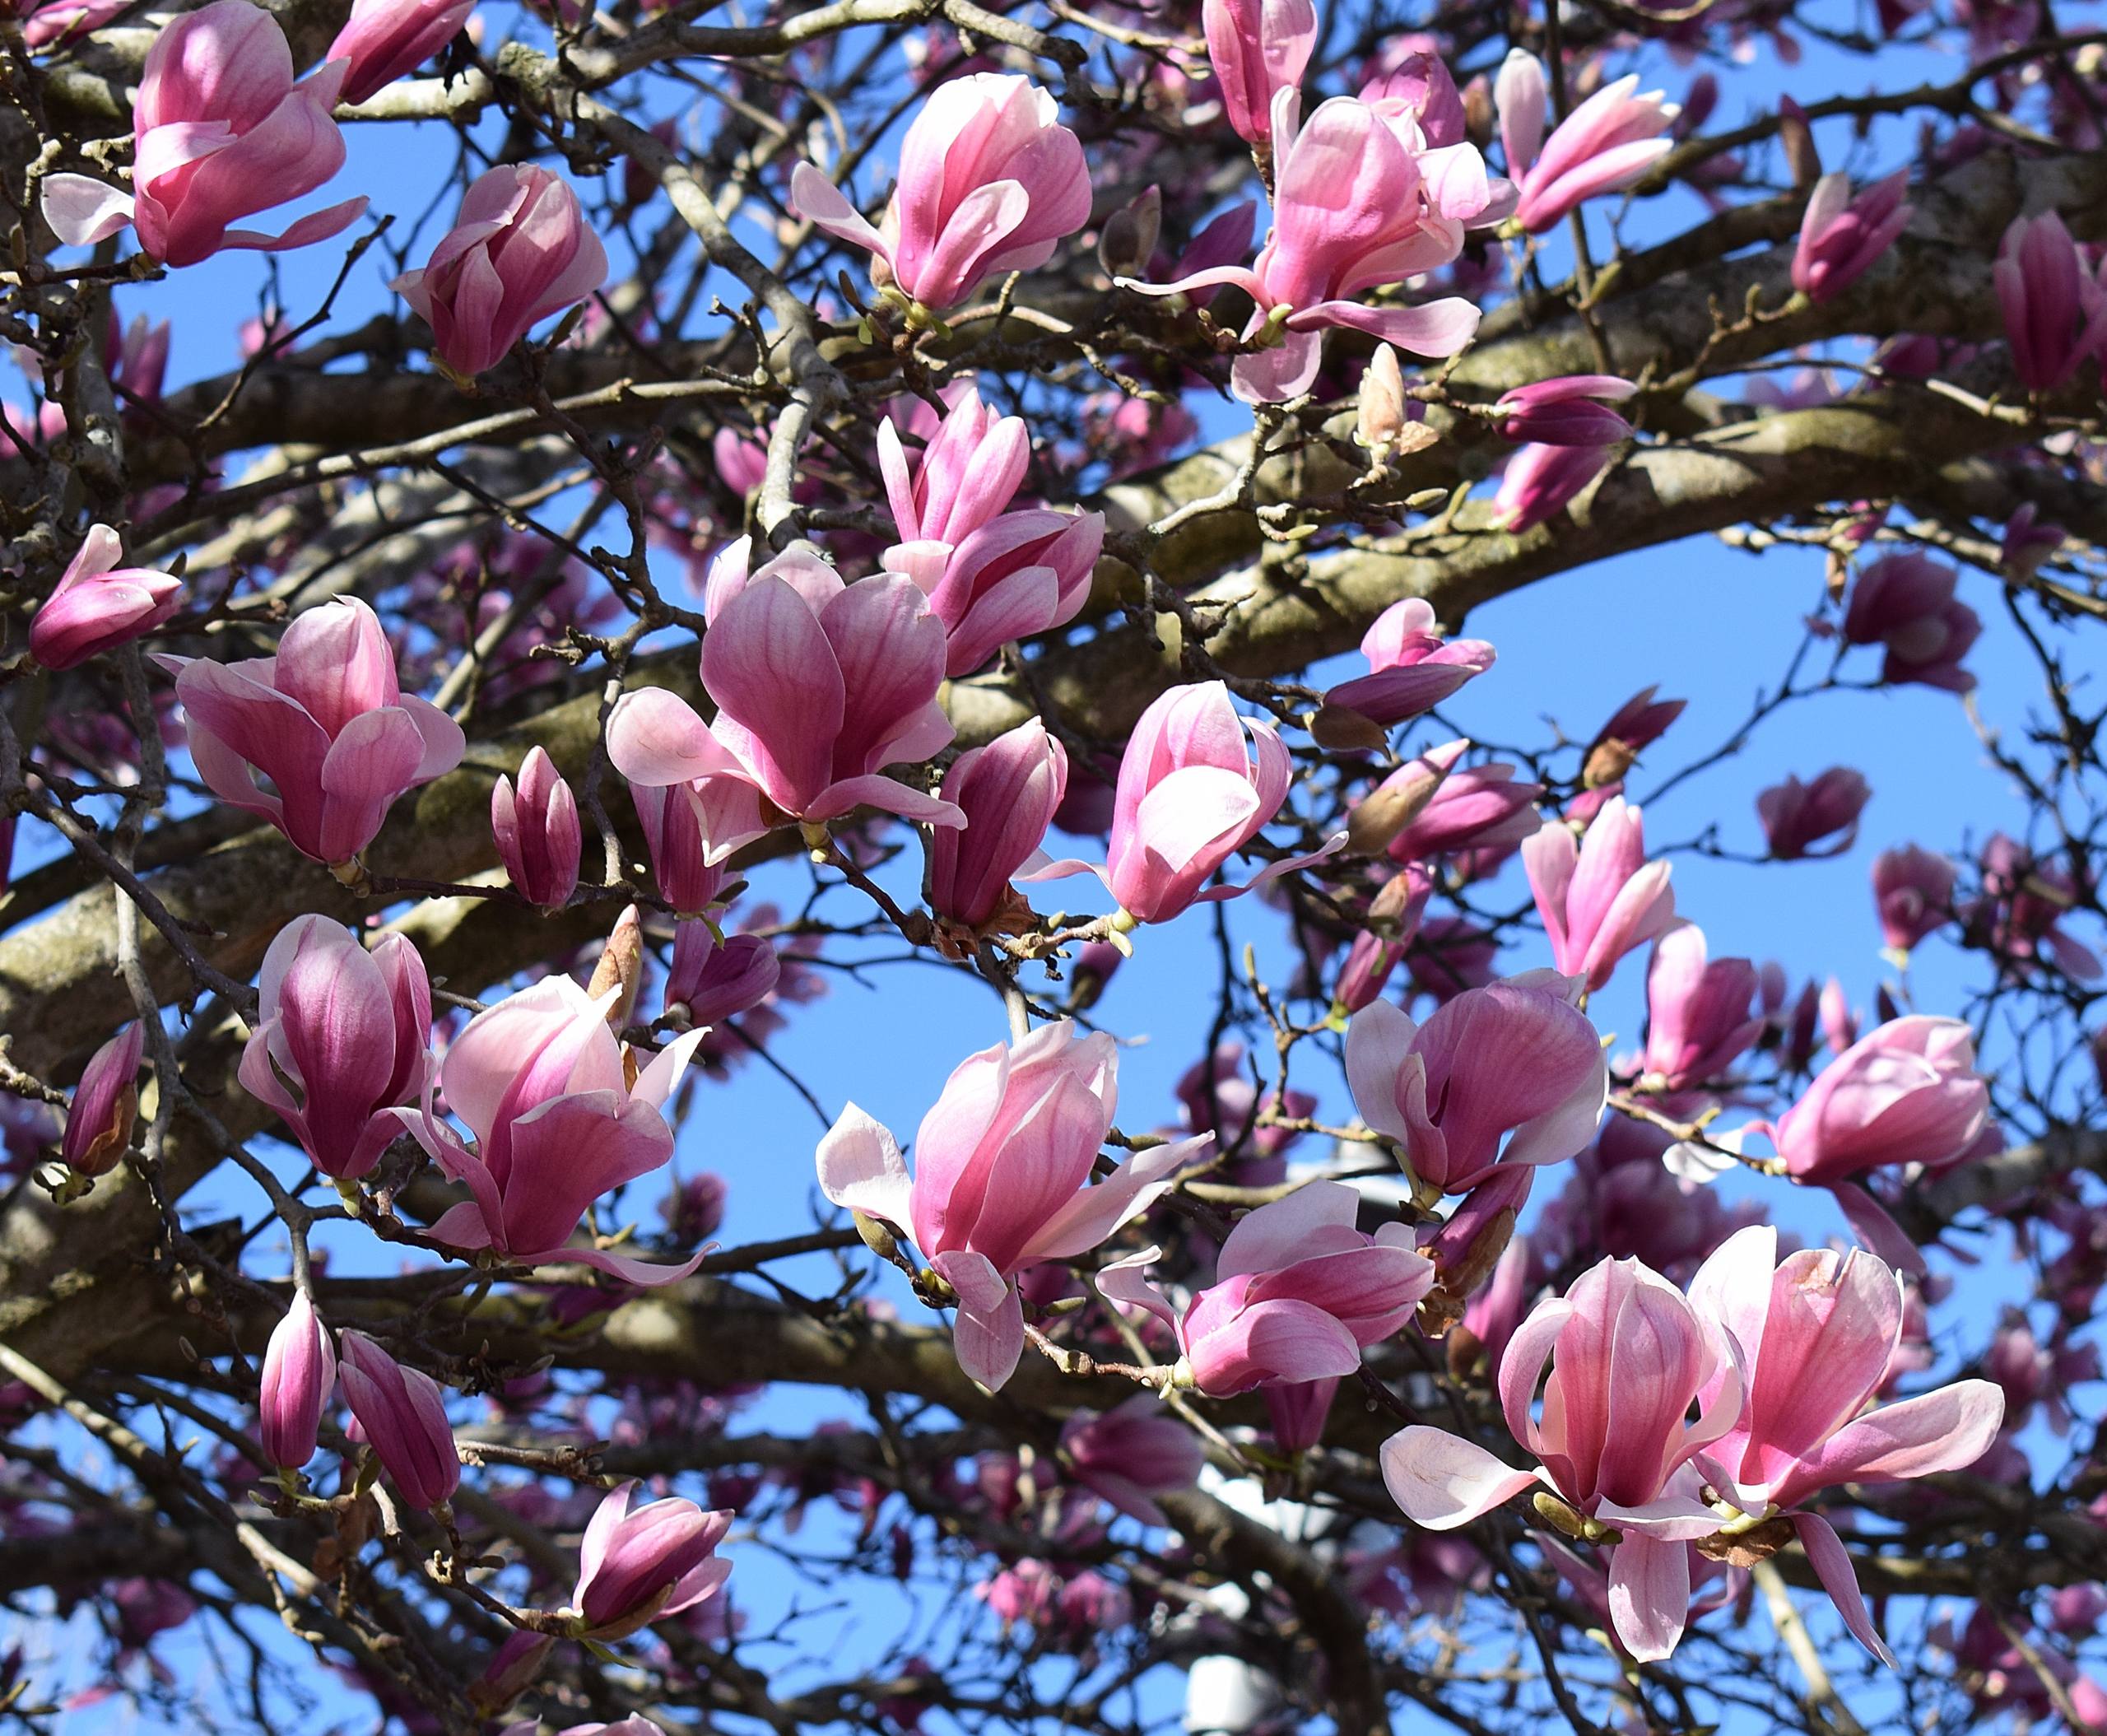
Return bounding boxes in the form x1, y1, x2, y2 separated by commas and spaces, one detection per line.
337, 1332, 458, 1510
1512, 74, 1677, 233
1123, 96, 1486, 402
1372, 739, 1543, 864
239, 915, 432, 1180
258, 1291, 335, 1472
929, 719, 1068, 930
1203, 0, 1319, 146
663, 926, 779, 1026
1323, 599, 1495, 727
29, 524, 182, 671
398, 974, 707, 1285
1100, 682, 1298, 924
1689, 1226, 2003, 1660
60, 1021, 144, 1177
393, 165, 608, 377
1359, 49, 1469, 149
1523, 796, 1678, 991
877, 384, 1029, 547
2001, 501, 2067, 580
1490, 440, 1613, 531
1058, 1395, 1204, 1524
164, 598, 466, 867
328, 0, 474, 107
1347, 976, 1607, 1194
1970, 832, 2102, 980
885, 507, 1104, 677
1768, 1015, 1988, 1185
493, 746, 582, 908
1840, 553, 1981, 691
1495, 375, 1637, 446
1637, 924, 1763, 1091
40, 0, 366, 267
1993, 209, 2107, 391
607, 553, 964, 840
1757, 766, 1870, 859
1872, 844, 1956, 952
1793, 170, 1912, 302
1495, 49, 1548, 177
571, 1481, 733, 1639
1100, 1181, 1435, 1395
791, 74, 1091, 310
1382, 1254, 1742, 1661
815, 1022, 1207, 1390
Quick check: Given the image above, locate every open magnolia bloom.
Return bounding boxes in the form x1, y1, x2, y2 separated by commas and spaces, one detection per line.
397, 975, 707, 1285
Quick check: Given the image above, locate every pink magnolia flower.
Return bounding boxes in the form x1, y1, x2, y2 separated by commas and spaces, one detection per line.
398, 974, 708, 1285
1203, 0, 1319, 146
1123, 95, 1486, 402
60, 1021, 144, 1177
885, 506, 1104, 677
1872, 844, 1956, 952
790, 73, 1091, 311
1523, 797, 1678, 991
40, 0, 366, 267
1840, 552, 1981, 692
664, 927, 779, 1026
29, 525, 182, 671
1757, 766, 1870, 859
1058, 1395, 1205, 1525
1767, 1015, 1989, 1186
1689, 1226, 2004, 1660
1637, 924, 1763, 1091
814, 1022, 1207, 1390
328, 0, 475, 107
1792, 170, 1912, 302
493, 746, 582, 909
1994, 210, 2107, 392
1495, 48, 1548, 177
337, 1333, 458, 1510
393, 166, 608, 378
1972, 832, 2103, 980
1374, 740, 1544, 864
239, 915, 433, 1180
2002, 501, 2067, 580
1586, 686, 1686, 780
1489, 440, 1614, 531
1347, 975, 1608, 1194
1381, 1254, 1743, 1661
1512, 73, 1677, 233
1359, 48, 1468, 150
1100, 1181, 1435, 1396
1101, 681, 1299, 924
607, 552, 964, 841
570, 1481, 733, 1640
929, 719, 1068, 931
877, 384, 1029, 547
1323, 599, 1495, 728
163, 598, 466, 867
1495, 375, 1637, 446
258, 1291, 335, 1473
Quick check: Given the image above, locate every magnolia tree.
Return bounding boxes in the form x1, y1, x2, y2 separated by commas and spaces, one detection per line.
1, 0, 2105, 1730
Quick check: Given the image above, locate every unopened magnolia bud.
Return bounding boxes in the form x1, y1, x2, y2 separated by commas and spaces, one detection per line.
853, 1208, 901, 1263
60, 1022, 144, 1177
1532, 1489, 1591, 1540
1309, 703, 1393, 753
588, 905, 646, 1031
1346, 752, 1457, 855
1777, 95, 1821, 188
1067, 939, 1123, 1012
1097, 184, 1161, 280
1357, 344, 1409, 452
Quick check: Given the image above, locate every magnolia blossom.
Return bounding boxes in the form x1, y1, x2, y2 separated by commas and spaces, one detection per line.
258, 1292, 335, 1472
1638, 924, 1763, 1091
1123, 94, 1487, 401
393, 166, 608, 378
1688, 1226, 2004, 1659
493, 746, 582, 908
1059, 1397, 1205, 1525
1382, 1254, 1743, 1660
1872, 844, 1956, 952
884, 507, 1104, 677
570, 1481, 733, 1640
1100, 1181, 1435, 1395
1993, 210, 2107, 392
1347, 975, 1608, 1194
328, 0, 475, 108
60, 1022, 144, 1177
1767, 1015, 1989, 1186
1489, 440, 1615, 531
877, 385, 1028, 547
337, 1333, 458, 1510
815, 1022, 1207, 1390
1510, 68, 1677, 233
1792, 170, 1912, 302
29, 525, 182, 671
162, 598, 465, 867
239, 915, 432, 1180
1495, 375, 1637, 446
607, 550, 963, 840
1323, 599, 1495, 728
1203, 0, 1319, 146
928, 719, 1067, 931
41, 0, 365, 267
1523, 797, 1678, 991
398, 975, 708, 1284
790, 74, 1091, 311
1841, 552, 1981, 691
1757, 767, 1870, 859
